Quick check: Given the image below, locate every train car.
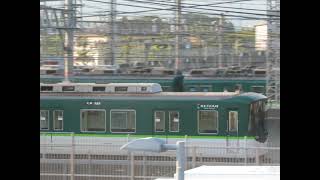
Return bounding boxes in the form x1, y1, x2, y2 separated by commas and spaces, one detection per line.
40, 75, 266, 94
40, 83, 268, 143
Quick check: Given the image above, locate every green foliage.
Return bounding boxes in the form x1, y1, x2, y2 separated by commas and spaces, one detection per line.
226, 28, 255, 52
41, 34, 64, 56
77, 36, 89, 47
119, 36, 134, 64
76, 36, 93, 64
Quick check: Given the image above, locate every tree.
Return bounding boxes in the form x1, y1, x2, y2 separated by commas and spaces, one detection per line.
76, 36, 92, 65
226, 28, 255, 53
40, 34, 64, 57
120, 36, 133, 64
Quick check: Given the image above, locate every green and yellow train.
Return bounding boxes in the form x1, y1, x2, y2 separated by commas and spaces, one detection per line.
40, 82, 268, 143
40, 75, 266, 94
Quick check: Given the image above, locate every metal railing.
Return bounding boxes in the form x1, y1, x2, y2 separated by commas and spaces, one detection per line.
40, 132, 280, 180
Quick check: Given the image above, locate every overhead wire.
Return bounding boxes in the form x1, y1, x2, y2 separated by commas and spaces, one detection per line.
83, 0, 277, 20
41, 0, 278, 64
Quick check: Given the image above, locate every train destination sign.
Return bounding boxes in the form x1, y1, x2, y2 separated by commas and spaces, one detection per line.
197, 104, 219, 110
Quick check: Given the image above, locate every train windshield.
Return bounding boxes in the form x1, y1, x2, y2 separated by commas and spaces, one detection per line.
248, 100, 268, 143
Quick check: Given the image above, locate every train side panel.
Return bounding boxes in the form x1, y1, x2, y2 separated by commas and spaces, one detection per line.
40, 98, 250, 137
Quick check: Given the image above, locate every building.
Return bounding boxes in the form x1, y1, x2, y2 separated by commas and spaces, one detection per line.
73, 34, 108, 66
156, 166, 280, 180
255, 22, 268, 51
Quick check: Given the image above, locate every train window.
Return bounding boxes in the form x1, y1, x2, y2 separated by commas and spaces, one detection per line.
248, 103, 256, 135
41, 86, 53, 91
162, 86, 171, 92
198, 110, 218, 134
40, 110, 49, 130
62, 86, 75, 92
228, 111, 238, 132
224, 86, 234, 92
154, 111, 165, 132
53, 110, 63, 131
93, 86, 106, 92
189, 87, 197, 92
199, 86, 211, 92
141, 87, 147, 91
115, 86, 128, 92
169, 111, 179, 132
248, 101, 267, 140
202, 88, 209, 92
251, 86, 264, 93
80, 110, 106, 132
111, 110, 136, 133
235, 84, 242, 91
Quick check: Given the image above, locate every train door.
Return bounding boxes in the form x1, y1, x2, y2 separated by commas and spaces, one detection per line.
226, 109, 239, 137
226, 109, 239, 150
40, 110, 50, 131
154, 111, 166, 134
153, 110, 180, 135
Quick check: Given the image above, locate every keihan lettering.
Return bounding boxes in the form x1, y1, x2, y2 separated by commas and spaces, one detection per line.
199, 104, 218, 108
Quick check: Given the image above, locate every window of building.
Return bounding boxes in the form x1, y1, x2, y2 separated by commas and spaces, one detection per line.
53, 110, 63, 130
169, 111, 179, 132
154, 111, 165, 132
81, 110, 106, 132
228, 111, 238, 132
46, 70, 57, 74
198, 110, 218, 134
40, 110, 49, 130
111, 110, 136, 133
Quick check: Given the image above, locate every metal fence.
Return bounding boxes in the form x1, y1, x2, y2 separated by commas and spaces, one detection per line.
40, 132, 280, 180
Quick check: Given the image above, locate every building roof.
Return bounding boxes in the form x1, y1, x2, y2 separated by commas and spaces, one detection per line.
156, 166, 280, 180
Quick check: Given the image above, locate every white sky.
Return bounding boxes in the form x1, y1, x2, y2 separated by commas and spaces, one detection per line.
42, 0, 270, 28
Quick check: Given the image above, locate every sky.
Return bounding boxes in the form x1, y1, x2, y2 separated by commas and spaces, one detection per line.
42, 0, 270, 28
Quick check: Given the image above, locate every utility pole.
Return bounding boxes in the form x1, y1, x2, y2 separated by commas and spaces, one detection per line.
109, 0, 117, 65
234, 39, 240, 67
64, 0, 75, 82
249, 50, 252, 66
266, 0, 280, 103
203, 40, 208, 62
78, 0, 83, 29
231, 49, 234, 67
218, 14, 223, 68
175, 0, 181, 71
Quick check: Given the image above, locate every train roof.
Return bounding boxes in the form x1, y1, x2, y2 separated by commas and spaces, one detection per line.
237, 92, 268, 102
40, 75, 266, 81
40, 82, 267, 103
40, 82, 163, 93
40, 91, 267, 104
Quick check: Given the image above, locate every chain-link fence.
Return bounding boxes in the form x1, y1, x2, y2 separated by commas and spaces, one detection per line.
40, 132, 280, 180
